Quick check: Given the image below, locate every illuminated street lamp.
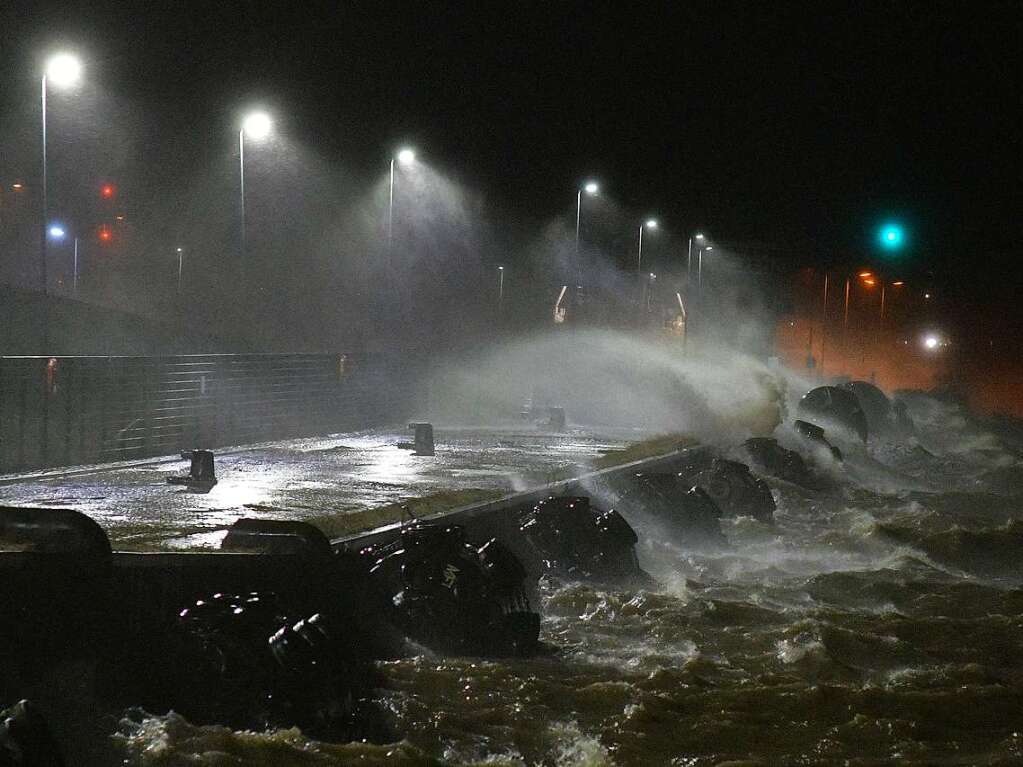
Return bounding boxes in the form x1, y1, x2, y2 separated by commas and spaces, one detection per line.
48, 223, 82, 297
388, 147, 416, 249
687, 232, 705, 284
636, 219, 657, 273
575, 180, 599, 270
698, 245, 713, 290
40, 52, 82, 328
239, 110, 272, 271
176, 247, 184, 295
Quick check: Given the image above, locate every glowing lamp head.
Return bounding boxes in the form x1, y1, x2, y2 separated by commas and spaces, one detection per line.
878, 222, 905, 251
858, 271, 872, 278
12, 183, 23, 191
705, 246, 713, 251
694, 232, 705, 241
923, 335, 939, 350
397, 148, 415, 166
45, 53, 81, 88
176, 247, 183, 253
645, 219, 658, 229
583, 181, 599, 196
498, 266, 504, 270
242, 111, 272, 140
48, 225, 65, 239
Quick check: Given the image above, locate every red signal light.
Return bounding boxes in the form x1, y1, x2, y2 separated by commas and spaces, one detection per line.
98, 227, 112, 243
101, 184, 115, 199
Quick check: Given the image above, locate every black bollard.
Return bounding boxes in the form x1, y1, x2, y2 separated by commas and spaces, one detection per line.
408, 423, 435, 456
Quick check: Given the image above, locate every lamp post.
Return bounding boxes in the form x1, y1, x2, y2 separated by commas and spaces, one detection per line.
176, 247, 184, 295
880, 280, 903, 329
39, 53, 81, 346
497, 265, 505, 306
575, 181, 598, 280
388, 147, 416, 251
687, 232, 705, 285
698, 245, 713, 292
239, 111, 272, 280
636, 219, 657, 273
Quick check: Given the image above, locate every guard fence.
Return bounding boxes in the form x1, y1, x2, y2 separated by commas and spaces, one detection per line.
0, 353, 417, 473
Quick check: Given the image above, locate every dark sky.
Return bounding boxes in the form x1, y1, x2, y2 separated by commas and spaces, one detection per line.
2, 1, 1020, 301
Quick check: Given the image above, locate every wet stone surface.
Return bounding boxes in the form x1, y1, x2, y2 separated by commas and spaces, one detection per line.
0, 425, 641, 549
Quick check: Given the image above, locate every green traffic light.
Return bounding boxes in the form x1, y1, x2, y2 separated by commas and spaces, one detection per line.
878, 222, 905, 251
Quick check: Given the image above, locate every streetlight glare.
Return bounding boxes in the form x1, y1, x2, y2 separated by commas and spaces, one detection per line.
48, 225, 65, 239
645, 219, 658, 229
583, 181, 599, 195
705, 246, 713, 251
924, 335, 939, 350
242, 111, 272, 139
397, 148, 416, 165
695, 232, 705, 240
45, 53, 82, 87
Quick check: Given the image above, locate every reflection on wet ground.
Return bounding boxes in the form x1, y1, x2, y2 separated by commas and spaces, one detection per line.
0, 424, 642, 548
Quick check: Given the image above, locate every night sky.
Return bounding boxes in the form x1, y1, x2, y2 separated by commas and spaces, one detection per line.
1, 1, 1020, 308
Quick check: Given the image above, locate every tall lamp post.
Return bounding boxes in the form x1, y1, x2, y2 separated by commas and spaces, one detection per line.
687, 232, 705, 285
698, 245, 713, 291
239, 111, 272, 280
575, 181, 599, 280
636, 219, 658, 273
388, 147, 416, 250
176, 247, 184, 295
497, 265, 505, 306
39, 53, 81, 346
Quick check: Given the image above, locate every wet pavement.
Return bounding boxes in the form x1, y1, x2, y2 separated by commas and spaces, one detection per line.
0, 424, 645, 549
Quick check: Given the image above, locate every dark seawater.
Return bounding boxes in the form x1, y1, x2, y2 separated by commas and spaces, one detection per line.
115, 396, 1023, 766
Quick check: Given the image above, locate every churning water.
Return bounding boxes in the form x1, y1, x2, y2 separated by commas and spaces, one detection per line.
112, 390, 1023, 766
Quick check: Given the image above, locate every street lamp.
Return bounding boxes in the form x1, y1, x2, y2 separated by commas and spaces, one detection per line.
575, 180, 599, 275
176, 247, 184, 295
388, 147, 416, 250
880, 280, 904, 328
47, 223, 81, 298
636, 219, 657, 273
699, 245, 713, 290
239, 110, 272, 275
687, 232, 705, 284
40, 52, 81, 332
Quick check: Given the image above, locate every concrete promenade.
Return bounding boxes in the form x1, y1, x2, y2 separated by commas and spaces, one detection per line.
0, 423, 647, 549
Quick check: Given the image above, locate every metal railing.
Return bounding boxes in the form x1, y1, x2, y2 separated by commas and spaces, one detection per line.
0, 353, 416, 473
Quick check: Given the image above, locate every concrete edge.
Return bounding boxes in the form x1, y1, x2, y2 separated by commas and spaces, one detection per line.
332, 444, 698, 552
